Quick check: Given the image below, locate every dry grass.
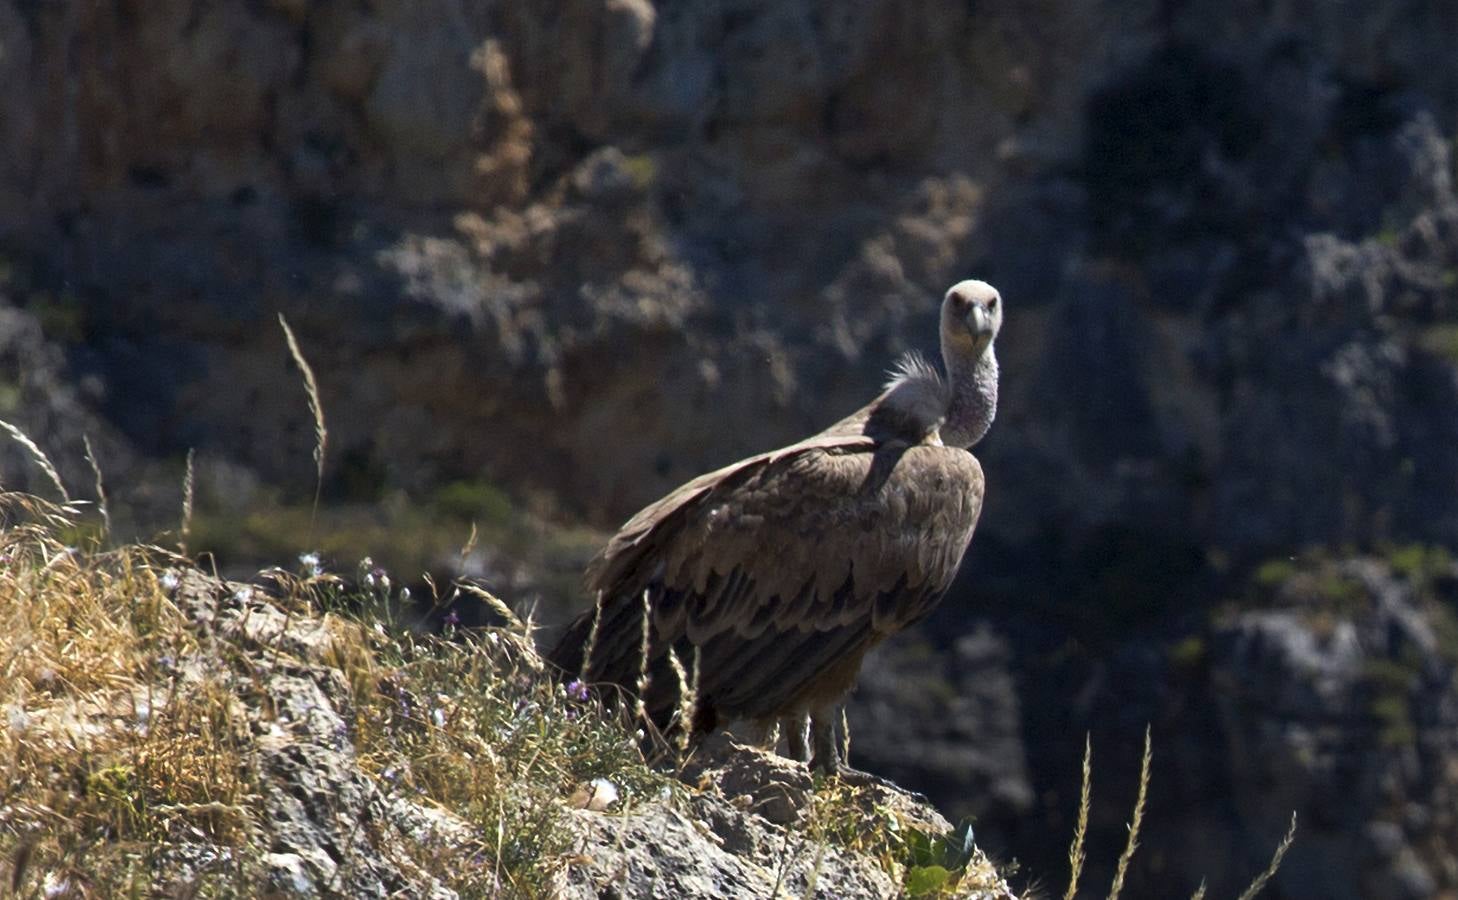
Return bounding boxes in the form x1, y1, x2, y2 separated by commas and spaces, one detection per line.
456, 579, 528, 634
0, 491, 669, 897
81, 435, 110, 542
634, 588, 652, 724
1107, 726, 1152, 900
0, 418, 70, 503
666, 647, 693, 756
277, 313, 328, 536
1063, 734, 1092, 900
180, 447, 195, 555
342, 601, 673, 896
1060, 730, 1295, 900
0, 494, 259, 895
1235, 812, 1297, 900
578, 589, 605, 682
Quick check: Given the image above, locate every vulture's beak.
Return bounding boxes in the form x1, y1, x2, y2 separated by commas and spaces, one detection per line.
967, 304, 994, 337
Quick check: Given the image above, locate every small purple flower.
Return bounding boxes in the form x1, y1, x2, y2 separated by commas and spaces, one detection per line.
443, 609, 460, 629
565, 679, 589, 703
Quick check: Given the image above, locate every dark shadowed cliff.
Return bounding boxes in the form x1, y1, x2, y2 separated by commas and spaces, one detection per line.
2, 2, 1457, 896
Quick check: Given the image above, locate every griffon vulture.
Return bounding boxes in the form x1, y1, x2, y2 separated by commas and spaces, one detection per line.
550, 280, 1002, 777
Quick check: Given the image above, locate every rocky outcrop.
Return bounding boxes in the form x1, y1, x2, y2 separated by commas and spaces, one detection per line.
563, 735, 1017, 899
159, 571, 475, 897
1204, 556, 1458, 899
11, 567, 1012, 898
978, 552, 1458, 899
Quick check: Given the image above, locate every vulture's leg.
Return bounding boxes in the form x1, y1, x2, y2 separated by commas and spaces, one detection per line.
782, 714, 809, 762
808, 705, 928, 799
807, 708, 843, 775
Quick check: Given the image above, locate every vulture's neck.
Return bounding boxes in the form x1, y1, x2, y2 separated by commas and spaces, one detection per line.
940, 339, 998, 449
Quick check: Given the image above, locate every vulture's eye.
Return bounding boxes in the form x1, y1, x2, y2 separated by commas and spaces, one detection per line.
987, 296, 999, 311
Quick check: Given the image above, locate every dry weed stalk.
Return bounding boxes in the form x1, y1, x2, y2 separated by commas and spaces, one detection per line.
768, 824, 800, 900
277, 313, 328, 534
1064, 734, 1092, 900
666, 647, 694, 756
578, 589, 606, 683
1107, 726, 1151, 900
1235, 812, 1297, 900
82, 434, 111, 540
455, 580, 526, 634
0, 417, 69, 503
459, 521, 479, 562
180, 447, 195, 555
1060, 733, 1292, 900
634, 589, 652, 724
691, 646, 701, 753
800, 840, 827, 900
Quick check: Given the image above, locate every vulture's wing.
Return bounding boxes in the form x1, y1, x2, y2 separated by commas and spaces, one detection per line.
560, 432, 984, 722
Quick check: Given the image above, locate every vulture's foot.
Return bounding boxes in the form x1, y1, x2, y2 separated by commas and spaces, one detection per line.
827, 765, 923, 798
807, 711, 926, 799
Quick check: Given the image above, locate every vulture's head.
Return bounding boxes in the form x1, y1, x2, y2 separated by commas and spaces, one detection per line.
941, 279, 1002, 356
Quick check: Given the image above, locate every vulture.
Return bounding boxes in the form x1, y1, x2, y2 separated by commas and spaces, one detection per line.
550, 279, 1002, 778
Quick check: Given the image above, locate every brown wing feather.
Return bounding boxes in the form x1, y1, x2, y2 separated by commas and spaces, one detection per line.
583, 432, 879, 593
552, 431, 985, 726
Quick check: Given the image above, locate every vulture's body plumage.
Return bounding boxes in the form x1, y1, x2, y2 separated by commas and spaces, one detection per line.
550, 280, 1003, 775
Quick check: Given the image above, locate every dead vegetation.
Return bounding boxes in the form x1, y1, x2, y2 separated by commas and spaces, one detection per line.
0, 487, 678, 896
1061, 727, 1297, 900
0, 493, 261, 895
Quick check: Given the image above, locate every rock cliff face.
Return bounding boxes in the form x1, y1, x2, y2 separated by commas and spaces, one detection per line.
5, 1, 1457, 550
2, 1, 1457, 897
1205, 556, 1458, 900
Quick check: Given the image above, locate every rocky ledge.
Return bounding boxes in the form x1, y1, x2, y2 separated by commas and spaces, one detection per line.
2, 556, 1017, 899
